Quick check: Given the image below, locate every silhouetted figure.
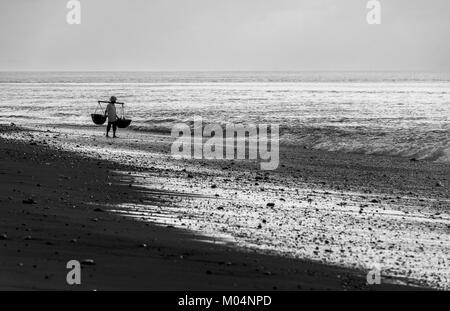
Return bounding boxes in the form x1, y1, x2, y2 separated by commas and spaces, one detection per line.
105, 96, 119, 138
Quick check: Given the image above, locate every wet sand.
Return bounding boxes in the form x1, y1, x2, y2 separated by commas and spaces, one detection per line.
0, 123, 447, 290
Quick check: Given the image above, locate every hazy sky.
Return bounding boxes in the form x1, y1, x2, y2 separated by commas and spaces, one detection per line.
0, 0, 449, 71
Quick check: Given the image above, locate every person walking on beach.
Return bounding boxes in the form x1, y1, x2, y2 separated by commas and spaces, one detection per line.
105, 96, 119, 138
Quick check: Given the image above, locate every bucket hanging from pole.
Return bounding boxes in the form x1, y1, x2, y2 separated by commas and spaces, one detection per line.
91, 101, 107, 125
116, 102, 132, 128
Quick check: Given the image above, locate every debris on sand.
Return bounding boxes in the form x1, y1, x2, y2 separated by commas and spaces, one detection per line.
22, 198, 36, 204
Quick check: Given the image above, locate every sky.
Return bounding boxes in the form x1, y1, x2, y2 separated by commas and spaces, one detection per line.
0, 0, 449, 71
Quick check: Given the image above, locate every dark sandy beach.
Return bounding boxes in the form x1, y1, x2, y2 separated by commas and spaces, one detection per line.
0, 124, 448, 290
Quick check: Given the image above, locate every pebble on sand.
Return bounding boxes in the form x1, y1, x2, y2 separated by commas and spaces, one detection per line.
81, 259, 96, 266
22, 199, 36, 204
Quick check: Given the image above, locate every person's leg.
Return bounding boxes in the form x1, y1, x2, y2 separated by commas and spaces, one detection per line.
106, 122, 111, 137
113, 122, 117, 138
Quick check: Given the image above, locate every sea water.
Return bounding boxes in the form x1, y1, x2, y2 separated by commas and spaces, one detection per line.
0, 71, 449, 162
